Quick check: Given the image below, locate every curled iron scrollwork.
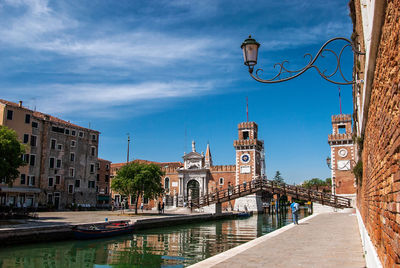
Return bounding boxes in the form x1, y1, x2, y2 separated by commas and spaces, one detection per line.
249, 37, 365, 85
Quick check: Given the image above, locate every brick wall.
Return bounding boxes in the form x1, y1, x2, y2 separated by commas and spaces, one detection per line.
355, 0, 400, 266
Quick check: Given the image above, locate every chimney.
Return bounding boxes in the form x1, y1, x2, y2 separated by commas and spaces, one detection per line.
18, 101, 22, 107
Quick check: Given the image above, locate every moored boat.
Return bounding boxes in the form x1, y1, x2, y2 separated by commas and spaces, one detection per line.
72, 220, 134, 240
237, 211, 252, 218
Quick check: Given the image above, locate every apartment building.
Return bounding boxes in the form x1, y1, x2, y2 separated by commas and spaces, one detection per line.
0, 99, 100, 209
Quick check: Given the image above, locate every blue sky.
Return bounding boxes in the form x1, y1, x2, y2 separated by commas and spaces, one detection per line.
0, 0, 354, 184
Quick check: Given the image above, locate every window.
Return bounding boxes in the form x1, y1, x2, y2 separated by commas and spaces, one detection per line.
25, 114, 31, 124
65, 129, 70, 135
91, 147, 96, 156
130, 196, 136, 205
69, 168, 75, 177
23, 154, 29, 163
143, 197, 149, 204
29, 154, 36, 166
71, 140, 76, 147
20, 174, 26, 185
30, 135, 37, 147
49, 157, 55, 169
48, 177, 54, 187
56, 159, 62, 169
68, 185, 74, 194
105, 187, 108, 194
51, 139, 56, 149
219, 177, 224, 185
91, 134, 97, 141
51, 126, 65, 133
338, 125, 346, 134
243, 131, 249, 140
32, 121, 38, 128
71, 130, 76, 136
79, 131, 84, 138
70, 153, 75, 162
105, 175, 109, 183
106, 164, 110, 170
6, 110, 13, 120
28, 176, 35, 186
88, 181, 95, 188
90, 164, 95, 174
55, 175, 61, 184
96, 174, 100, 181
23, 134, 29, 144
75, 179, 80, 188
164, 177, 170, 189
57, 144, 62, 150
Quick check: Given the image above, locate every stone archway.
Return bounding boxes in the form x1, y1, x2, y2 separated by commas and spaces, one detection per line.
187, 180, 200, 200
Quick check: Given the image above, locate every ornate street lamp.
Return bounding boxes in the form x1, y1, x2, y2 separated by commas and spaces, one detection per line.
241, 36, 364, 85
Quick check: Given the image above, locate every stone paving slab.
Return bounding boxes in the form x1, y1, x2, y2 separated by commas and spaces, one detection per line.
190, 212, 366, 268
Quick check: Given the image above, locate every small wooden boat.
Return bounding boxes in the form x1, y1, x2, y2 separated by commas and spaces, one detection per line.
237, 211, 252, 218
72, 220, 134, 240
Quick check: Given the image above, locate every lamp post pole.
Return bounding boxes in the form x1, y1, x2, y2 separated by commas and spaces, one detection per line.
127, 133, 130, 163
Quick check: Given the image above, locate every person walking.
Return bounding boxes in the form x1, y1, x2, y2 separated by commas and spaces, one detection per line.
290, 201, 300, 224
161, 202, 165, 214
158, 201, 161, 214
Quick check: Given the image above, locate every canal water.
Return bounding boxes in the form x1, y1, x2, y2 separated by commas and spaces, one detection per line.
0, 209, 310, 268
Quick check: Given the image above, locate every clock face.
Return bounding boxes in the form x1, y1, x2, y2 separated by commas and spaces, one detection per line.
241, 154, 250, 163
338, 148, 348, 158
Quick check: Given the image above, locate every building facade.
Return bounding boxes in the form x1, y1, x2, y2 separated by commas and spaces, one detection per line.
0, 99, 100, 209
97, 158, 111, 208
350, 0, 400, 266
111, 121, 266, 212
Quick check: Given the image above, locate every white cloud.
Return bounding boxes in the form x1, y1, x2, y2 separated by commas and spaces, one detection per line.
9, 80, 219, 118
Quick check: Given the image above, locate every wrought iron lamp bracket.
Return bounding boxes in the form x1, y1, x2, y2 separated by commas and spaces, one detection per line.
249, 37, 365, 85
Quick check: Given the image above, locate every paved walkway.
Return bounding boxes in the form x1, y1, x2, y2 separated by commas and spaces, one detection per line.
191, 211, 366, 268
0, 208, 194, 229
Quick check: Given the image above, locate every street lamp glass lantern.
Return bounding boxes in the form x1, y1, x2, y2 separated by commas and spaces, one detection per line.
326, 156, 331, 167
241, 35, 260, 70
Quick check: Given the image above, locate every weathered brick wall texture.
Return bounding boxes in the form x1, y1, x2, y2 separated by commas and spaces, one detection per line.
357, 0, 400, 266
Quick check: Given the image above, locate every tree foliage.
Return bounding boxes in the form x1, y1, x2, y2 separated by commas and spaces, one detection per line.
302, 178, 331, 191
111, 162, 164, 214
272, 170, 284, 184
0, 126, 26, 185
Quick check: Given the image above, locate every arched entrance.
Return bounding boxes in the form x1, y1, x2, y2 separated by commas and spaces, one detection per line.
187, 180, 200, 200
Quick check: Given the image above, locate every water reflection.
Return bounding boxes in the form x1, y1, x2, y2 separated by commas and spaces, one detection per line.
0, 208, 309, 268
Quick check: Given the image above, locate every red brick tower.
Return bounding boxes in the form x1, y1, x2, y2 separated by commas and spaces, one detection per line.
328, 114, 356, 195
233, 122, 264, 211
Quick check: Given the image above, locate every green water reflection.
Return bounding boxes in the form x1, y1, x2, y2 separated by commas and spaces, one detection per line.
0, 209, 309, 268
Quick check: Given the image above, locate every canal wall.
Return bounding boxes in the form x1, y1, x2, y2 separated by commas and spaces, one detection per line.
0, 213, 235, 246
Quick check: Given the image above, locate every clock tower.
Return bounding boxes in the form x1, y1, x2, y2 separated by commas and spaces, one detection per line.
233, 121, 265, 212
328, 114, 356, 196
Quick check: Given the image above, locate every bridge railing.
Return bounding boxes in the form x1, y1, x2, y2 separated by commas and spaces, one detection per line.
191, 179, 351, 208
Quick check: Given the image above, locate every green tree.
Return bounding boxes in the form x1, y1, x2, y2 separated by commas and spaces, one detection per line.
111, 162, 164, 214
302, 178, 327, 190
272, 170, 284, 184
0, 126, 26, 185
325, 178, 332, 186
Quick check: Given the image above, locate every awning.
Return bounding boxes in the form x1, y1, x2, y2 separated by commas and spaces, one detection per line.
97, 195, 110, 201
0, 186, 41, 193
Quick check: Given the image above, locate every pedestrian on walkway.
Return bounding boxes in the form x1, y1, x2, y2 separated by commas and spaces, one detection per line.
140, 202, 144, 212
158, 201, 161, 214
290, 201, 300, 224
161, 202, 165, 214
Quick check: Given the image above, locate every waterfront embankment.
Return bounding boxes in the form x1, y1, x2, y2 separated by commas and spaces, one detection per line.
0, 210, 234, 246
189, 210, 366, 268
